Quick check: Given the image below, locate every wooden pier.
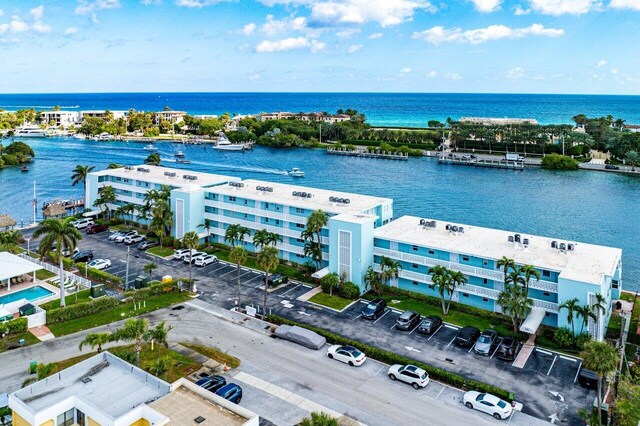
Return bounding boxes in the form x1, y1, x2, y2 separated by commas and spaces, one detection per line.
437, 156, 524, 170
42, 198, 85, 218
327, 147, 409, 160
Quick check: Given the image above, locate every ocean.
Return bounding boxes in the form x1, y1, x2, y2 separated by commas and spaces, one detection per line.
2, 92, 640, 127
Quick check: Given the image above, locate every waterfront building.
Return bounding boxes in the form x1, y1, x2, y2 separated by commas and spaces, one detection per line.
80, 110, 127, 121
9, 351, 259, 426
258, 111, 351, 124
85, 165, 621, 339
40, 111, 81, 127
460, 117, 538, 126
154, 110, 186, 124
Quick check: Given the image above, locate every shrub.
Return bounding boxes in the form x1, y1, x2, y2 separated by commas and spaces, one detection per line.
267, 315, 514, 402
541, 154, 579, 170
320, 273, 340, 295
76, 262, 123, 285
0, 317, 28, 335
47, 296, 119, 324
1, 154, 18, 166
123, 280, 179, 301
574, 332, 592, 351
554, 327, 575, 348
339, 282, 360, 300
48, 252, 75, 271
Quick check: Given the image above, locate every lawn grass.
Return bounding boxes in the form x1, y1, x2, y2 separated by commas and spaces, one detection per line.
41, 289, 92, 310
0, 331, 40, 353
148, 246, 175, 258
35, 269, 56, 280
180, 342, 241, 368
47, 291, 191, 336
308, 292, 354, 311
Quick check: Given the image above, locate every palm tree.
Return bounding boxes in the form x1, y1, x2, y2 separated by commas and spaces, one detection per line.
107, 163, 123, 169
321, 272, 340, 297
147, 320, 172, 350
78, 332, 112, 353
151, 200, 172, 247
198, 219, 212, 242
591, 293, 607, 340
520, 264, 540, 297
253, 229, 282, 250
497, 284, 533, 332
111, 318, 149, 366
143, 262, 157, 280
182, 231, 200, 293
625, 150, 640, 171
580, 341, 619, 426
94, 185, 117, 221
576, 304, 597, 335
363, 266, 383, 295
34, 218, 82, 308
379, 256, 402, 287
119, 203, 136, 225
429, 265, 455, 315
144, 152, 161, 165
229, 246, 248, 307
505, 267, 526, 288
300, 412, 338, 426
497, 256, 516, 284
0, 230, 24, 253
560, 297, 580, 336
224, 224, 251, 248
304, 210, 329, 270
257, 246, 279, 317
70, 164, 95, 194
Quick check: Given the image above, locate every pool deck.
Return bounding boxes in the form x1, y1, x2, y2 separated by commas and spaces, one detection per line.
0, 280, 60, 306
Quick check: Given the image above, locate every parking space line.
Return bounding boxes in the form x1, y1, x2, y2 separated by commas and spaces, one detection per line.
435, 387, 445, 400
373, 366, 385, 377
279, 284, 301, 297
358, 300, 368, 305
354, 314, 362, 320
217, 269, 237, 279
535, 348, 552, 356
546, 355, 558, 376
390, 309, 403, 314
490, 342, 501, 359
389, 323, 396, 330
560, 355, 577, 362
444, 324, 458, 330
428, 324, 443, 341
573, 361, 583, 384
373, 309, 389, 324
468, 343, 476, 353
447, 333, 458, 347
408, 322, 420, 335
237, 270, 254, 280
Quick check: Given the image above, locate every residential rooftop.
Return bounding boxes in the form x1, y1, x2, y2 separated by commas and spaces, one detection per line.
374, 215, 621, 285
94, 165, 239, 189
211, 178, 392, 215
11, 352, 171, 420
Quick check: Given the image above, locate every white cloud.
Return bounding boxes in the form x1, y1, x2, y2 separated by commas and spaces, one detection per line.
506, 67, 525, 80
336, 28, 361, 39
412, 23, 563, 45
348, 44, 363, 53
255, 36, 324, 53
597, 59, 607, 67
514, 5, 531, 13
64, 27, 79, 35
427, 70, 437, 77
75, 0, 121, 15
444, 72, 462, 80
0, 6, 51, 36
528, 0, 600, 15
249, 74, 261, 80
261, 15, 308, 36
611, 68, 619, 75
610, 0, 640, 9
369, 32, 383, 39
175, 0, 231, 6
470, 0, 502, 12
260, 0, 435, 28
30, 6, 44, 21
141, 0, 162, 4
241, 22, 256, 36
399, 67, 412, 74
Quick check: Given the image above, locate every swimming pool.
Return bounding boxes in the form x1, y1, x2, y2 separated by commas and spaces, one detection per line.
0, 286, 54, 305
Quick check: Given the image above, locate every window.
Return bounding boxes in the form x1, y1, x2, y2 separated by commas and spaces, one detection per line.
229, 196, 237, 202
57, 409, 74, 426
244, 214, 248, 219
428, 284, 435, 289
264, 217, 269, 223
542, 270, 551, 277
412, 264, 418, 269
483, 278, 488, 284
412, 245, 418, 251
296, 223, 305, 229
76, 409, 86, 426
482, 298, 488, 302
462, 293, 469, 297
412, 281, 419, 286
265, 203, 269, 208
612, 280, 619, 289
428, 249, 435, 255
296, 208, 305, 214
116, 177, 121, 182
462, 256, 469, 262
483, 260, 488, 266
244, 199, 248, 205
296, 254, 304, 258
297, 238, 304, 243
276, 220, 280, 225
543, 292, 550, 296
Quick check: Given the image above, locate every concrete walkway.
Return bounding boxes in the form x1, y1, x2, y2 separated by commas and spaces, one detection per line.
29, 325, 55, 341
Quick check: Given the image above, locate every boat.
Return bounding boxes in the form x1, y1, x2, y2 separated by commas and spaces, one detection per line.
95, 132, 114, 141
288, 168, 305, 177
174, 150, 185, 158
14, 126, 48, 138
175, 159, 191, 164
143, 144, 158, 151
211, 134, 247, 151
21, 165, 29, 172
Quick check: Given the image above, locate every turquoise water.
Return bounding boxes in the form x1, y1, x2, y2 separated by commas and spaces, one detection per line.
0, 137, 638, 291
0, 286, 54, 305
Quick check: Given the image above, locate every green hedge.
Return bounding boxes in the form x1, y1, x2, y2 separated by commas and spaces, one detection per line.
540, 154, 579, 170
47, 296, 119, 324
345, 140, 437, 150
76, 262, 123, 285
123, 280, 179, 301
47, 252, 75, 271
0, 317, 28, 335
267, 314, 514, 402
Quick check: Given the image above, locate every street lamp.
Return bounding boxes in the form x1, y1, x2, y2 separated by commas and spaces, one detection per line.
26, 237, 31, 255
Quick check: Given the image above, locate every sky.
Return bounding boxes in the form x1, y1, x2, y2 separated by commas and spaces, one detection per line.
0, 0, 639, 94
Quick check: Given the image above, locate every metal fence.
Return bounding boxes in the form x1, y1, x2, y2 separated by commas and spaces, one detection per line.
17, 253, 93, 289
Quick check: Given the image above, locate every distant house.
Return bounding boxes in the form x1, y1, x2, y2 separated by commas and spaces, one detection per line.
40, 111, 81, 127
155, 110, 187, 125
80, 110, 127, 121
623, 124, 640, 133
460, 117, 538, 126
259, 111, 350, 124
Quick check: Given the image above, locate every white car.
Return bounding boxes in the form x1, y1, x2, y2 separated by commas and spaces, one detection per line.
194, 254, 218, 267
124, 234, 145, 245
184, 251, 206, 263
87, 258, 112, 270
463, 391, 513, 420
173, 248, 196, 260
114, 231, 138, 243
387, 364, 429, 389
326, 345, 366, 367
72, 218, 94, 229
108, 231, 123, 241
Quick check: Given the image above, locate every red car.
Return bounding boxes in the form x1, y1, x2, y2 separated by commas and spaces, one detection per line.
86, 223, 109, 234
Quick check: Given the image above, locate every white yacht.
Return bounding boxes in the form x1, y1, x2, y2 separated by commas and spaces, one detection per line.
211, 134, 247, 151
14, 126, 48, 138
143, 143, 158, 151
94, 132, 114, 141
288, 168, 305, 177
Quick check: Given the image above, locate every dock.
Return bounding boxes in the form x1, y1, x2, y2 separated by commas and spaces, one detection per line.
42, 198, 85, 218
438, 156, 524, 170
327, 147, 409, 160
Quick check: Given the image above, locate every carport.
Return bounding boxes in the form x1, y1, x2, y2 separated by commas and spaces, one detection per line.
0, 252, 43, 292
520, 307, 546, 334
311, 267, 330, 279
82, 210, 101, 218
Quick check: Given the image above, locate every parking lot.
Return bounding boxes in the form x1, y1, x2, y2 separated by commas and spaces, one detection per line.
22, 228, 593, 425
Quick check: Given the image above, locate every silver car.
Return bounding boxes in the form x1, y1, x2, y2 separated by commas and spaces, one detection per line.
274, 325, 326, 350
473, 330, 498, 356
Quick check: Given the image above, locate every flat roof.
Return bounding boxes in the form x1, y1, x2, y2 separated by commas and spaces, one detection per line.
12, 352, 170, 419
92, 165, 239, 189
150, 386, 248, 426
374, 216, 621, 285
212, 179, 391, 214
0, 252, 42, 281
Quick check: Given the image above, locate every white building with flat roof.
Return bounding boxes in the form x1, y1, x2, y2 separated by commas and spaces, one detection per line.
40, 111, 81, 127
154, 111, 186, 124
80, 111, 127, 121
460, 117, 538, 126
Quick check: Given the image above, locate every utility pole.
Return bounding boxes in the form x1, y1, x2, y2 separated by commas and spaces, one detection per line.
125, 246, 131, 290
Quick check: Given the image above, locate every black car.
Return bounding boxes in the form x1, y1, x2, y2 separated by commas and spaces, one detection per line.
455, 326, 480, 347
197, 375, 227, 393
496, 337, 520, 361
417, 316, 443, 335
577, 367, 598, 389
138, 239, 159, 250
605, 164, 620, 170
72, 250, 94, 263
395, 311, 421, 331
361, 298, 387, 320
268, 273, 289, 287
